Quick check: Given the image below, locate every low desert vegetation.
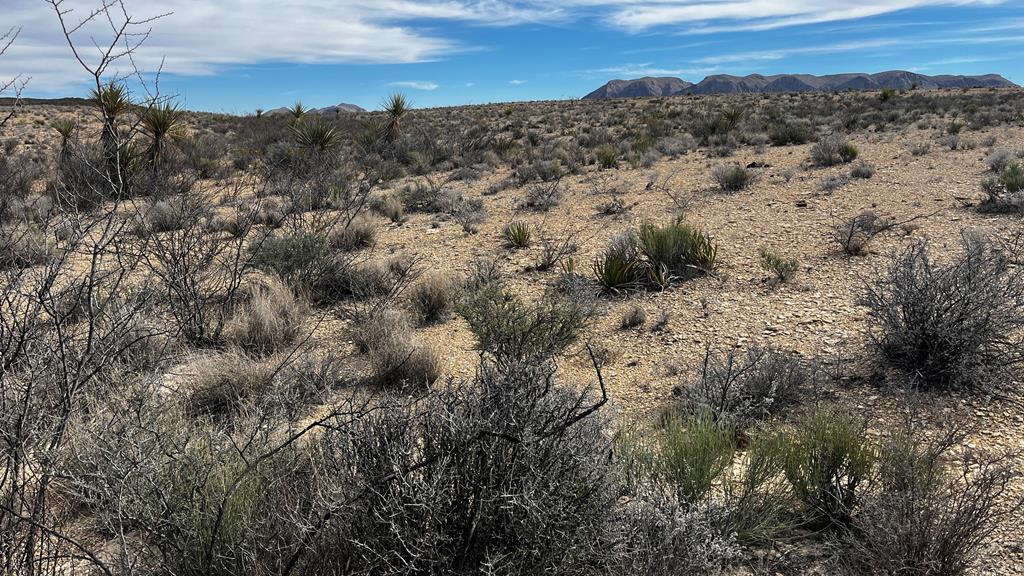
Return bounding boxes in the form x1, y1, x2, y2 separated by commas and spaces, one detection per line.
1, 6, 1023, 574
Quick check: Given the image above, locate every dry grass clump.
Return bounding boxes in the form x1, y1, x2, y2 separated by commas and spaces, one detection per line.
408, 272, 458, 324
183, 351, 279, 419
223, 276, 307, 357
353, 307, 442, 387
327, 215, 377, 251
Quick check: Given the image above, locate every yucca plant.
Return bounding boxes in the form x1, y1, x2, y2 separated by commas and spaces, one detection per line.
91, 82, 132, 182
382, 92, 409, 143
502, 220, 532, 248
288, 101, 306, 121
50, 117, 77, 159
140, 101, 185, 171
254, 108, 264, 119
291, 116, 339, 153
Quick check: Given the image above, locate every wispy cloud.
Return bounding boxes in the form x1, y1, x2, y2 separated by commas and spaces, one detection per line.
389, 80, 439, 90
585, 62, 719, 78
509, 79, 527, 85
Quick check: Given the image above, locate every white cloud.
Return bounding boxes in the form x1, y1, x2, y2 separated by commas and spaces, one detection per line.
0, 0, 1009, 93
389, 80, 440, 90
0, 0, 559, 92
508, 79, 527, 85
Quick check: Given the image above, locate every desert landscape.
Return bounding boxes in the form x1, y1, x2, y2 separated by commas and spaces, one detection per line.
4, 2, 1024, 576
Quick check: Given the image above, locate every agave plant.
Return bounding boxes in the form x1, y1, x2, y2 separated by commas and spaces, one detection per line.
291, 116, 339, 152
140, 101, 185, 170
382, 92, 409, 143
502, 220, 532, 249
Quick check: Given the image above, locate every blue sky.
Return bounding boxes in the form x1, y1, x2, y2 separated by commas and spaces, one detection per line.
3, 1, 1023, 113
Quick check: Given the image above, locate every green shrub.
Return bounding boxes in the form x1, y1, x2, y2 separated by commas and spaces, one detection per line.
656, 412, 736, 504
758, 247, 799, 284
459, 287, 589, 365
783, 408, 875, 528
595, 144, 619, 169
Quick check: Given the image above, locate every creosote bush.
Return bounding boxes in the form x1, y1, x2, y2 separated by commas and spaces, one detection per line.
862, 234, 1024, 390
673, 344, 810, 428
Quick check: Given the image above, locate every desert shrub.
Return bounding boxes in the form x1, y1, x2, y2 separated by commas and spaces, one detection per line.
595, 144, 619, 169
0, 224, 54, 270
654, 412, 737, 505
594, 233, 643, 293
840, 417, 1019, 576
502, 219, 532, 248
327, 216, 376, 251
674, 345, 809, 428
459, 286, 589, 365
768, 120, 813, 146
608, 491, 740, 576
370, 193, 405, 223
135, 196, 208, 235
620, 306, 647, 329
759, 247, 799, 284
832, 210, 892, 256
862, 235, 1024, 390
985, 148, 1016, 173
910, 142, 931, 156
783, 408, 875, 528
311, 358, 615, 575
812, 135, 857, 166
998, 161, 1024, 192
819, 173, 850, 192
636, 219, 718, 278
408, 272, 457, 324
940, 134, 976, 151
711, 164, 755, 192
521, 179, 563, 211
850, 161, 875, 179
223, 277, 306, 357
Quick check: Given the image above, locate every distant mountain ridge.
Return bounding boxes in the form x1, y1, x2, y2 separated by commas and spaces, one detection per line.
583, 71, 1018, 100
265, 102, 366, 116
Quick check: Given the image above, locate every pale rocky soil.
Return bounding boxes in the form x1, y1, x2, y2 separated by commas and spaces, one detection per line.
5, 102, 1024, 574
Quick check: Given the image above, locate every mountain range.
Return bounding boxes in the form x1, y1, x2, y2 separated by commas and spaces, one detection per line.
265, 102, 366, 116
583, 71, 1018, 100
